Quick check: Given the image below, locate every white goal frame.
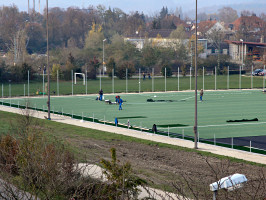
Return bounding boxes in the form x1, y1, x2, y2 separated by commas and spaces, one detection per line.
74, 73, 85, 85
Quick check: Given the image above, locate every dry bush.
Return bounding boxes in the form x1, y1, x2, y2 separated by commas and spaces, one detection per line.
0, 135, 19, 175
0, 110, 149, 200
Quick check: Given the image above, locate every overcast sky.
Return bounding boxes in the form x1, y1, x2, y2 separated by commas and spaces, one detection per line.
1, 0, 265, 16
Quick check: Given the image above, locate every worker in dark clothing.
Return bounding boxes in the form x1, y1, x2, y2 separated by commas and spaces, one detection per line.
99, 89, 103, 101
118, 96, 123, 110
200, 89, 204, 101
152, 124, 157, 133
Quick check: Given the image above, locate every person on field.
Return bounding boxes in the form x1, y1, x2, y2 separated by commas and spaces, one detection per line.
115, 96, 119, 103
99, 89, 103, 101
118, 96, 123, 110
152, 124, 157, 133
200, 89, 204, 101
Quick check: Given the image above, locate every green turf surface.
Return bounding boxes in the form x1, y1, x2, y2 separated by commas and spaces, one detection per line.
3, 89, 266, 140
1, 74, 266, 97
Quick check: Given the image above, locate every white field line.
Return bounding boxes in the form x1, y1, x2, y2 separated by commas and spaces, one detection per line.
159, 121, 266, 130
180, 96, 194, 101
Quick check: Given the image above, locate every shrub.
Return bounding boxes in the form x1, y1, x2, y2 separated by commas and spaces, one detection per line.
116, 61, 135, 79
100, 148, 146, 199
161, 64, 172, 77
51, 64, 62, 80
0, 135, 19, 174
181, 65, 187, 76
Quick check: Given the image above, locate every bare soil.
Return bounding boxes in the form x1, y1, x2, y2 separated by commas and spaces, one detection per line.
71, 136, 266, 196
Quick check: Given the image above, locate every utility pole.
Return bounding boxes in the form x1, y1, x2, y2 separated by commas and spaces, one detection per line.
28, 0, 30, 14
33, 0, 35, 13
194, 0, 198, 149
46, 0, 51, 120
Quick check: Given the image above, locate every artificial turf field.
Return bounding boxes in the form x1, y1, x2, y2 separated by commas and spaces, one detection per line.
3, 89, 266, 150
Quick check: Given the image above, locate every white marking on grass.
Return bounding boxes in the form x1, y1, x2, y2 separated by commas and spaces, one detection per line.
180, 96, 193, 101
160, 121, 266, 130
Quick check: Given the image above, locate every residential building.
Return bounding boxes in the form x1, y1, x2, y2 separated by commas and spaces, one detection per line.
225, 40, 266, 63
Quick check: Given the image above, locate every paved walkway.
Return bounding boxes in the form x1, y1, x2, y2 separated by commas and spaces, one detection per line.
1, 105, 265, 165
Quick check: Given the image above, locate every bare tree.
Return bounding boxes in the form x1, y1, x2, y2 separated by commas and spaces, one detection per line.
172, 157, 266, 200
218, 7, 238, 23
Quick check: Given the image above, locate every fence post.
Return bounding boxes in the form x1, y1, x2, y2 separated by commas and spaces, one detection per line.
152, 68, 154, 92
93, 113, 94, 122
198, 132, 199, 143
190, 67, 192, 90
251, 65, 253, 89
214, 134, 216, 145
112, 68, 114, 94
85, 70, 87, 95
263, 65, 265, 90
43, 70, 45, 97
231, 137, 234, 149
57, 69, 59, 96
182, 129, 184, 139
139, 68, 141, 93
178, 67, 180, 91
24, 84, 25, 97
215, 66, 217, 90
126, 68, 128, 93
168, 126, 169, 137
250, 141, 252, 152
203, 67, 205, 91
165, 68, 166, 92
28, 70, 30, 97
99, 69, 101, 91
227, 66, 229, 90
71, 70, 73, 96
239, 66, 241, 90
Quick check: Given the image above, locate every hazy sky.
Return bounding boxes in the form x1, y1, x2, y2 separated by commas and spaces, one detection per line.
1, 0, 265, 15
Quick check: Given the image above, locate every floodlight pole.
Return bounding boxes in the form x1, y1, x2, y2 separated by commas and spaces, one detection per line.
241, 39, 244, 70
103, 39, 106, 76
194, 0, 198, 149
46, 0, 51, 120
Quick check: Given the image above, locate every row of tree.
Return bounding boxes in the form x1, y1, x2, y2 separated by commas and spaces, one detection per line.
1, 5, 265, 54
0, 5, 265, 83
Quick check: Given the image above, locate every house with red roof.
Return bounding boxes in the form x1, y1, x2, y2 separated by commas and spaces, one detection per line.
225, 40, 266, 63
231, 14, 265, 33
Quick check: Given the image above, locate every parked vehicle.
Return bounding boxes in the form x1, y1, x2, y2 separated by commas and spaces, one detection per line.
258, 70, 266, 76
252, 69, 263, 76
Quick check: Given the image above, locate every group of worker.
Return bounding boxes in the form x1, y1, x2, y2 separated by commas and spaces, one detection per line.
98, 89, 123, 110
97, 88, 204, 111
115, 95, 123, 110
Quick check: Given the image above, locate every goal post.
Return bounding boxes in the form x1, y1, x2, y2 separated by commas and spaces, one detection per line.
74, 73, 85, 85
